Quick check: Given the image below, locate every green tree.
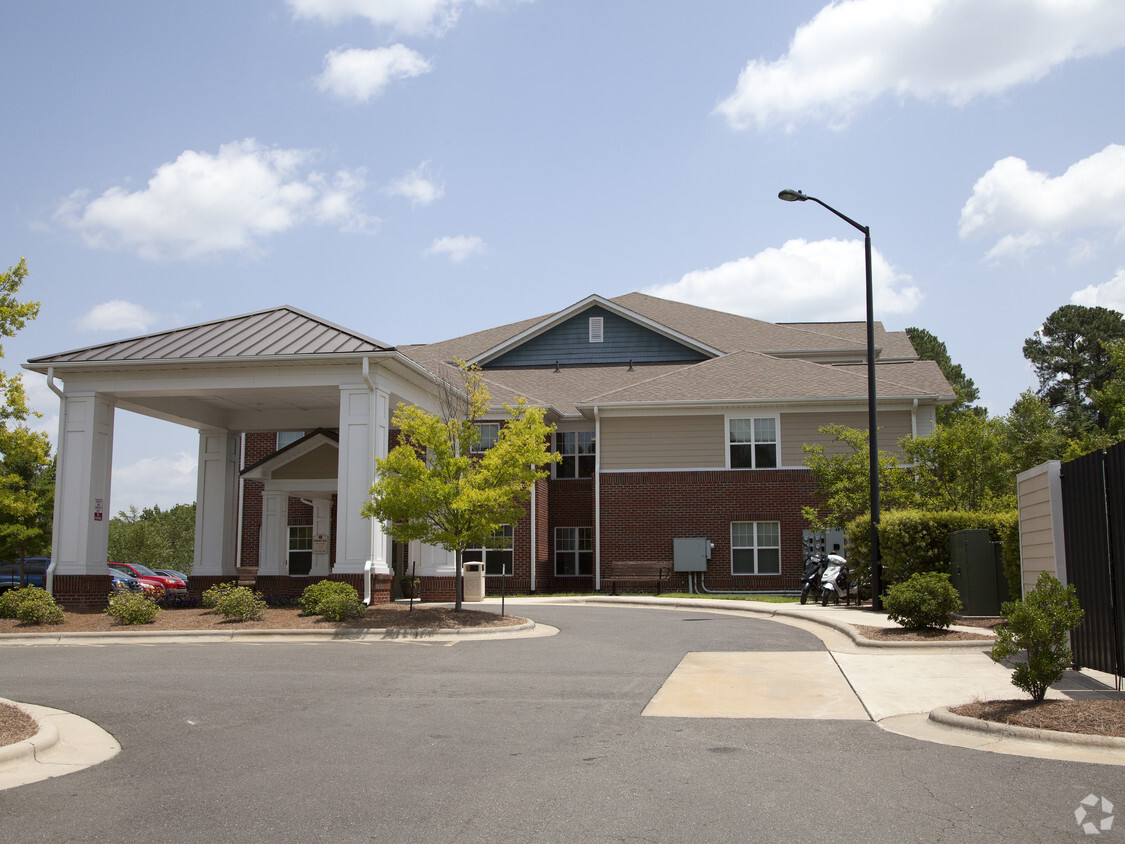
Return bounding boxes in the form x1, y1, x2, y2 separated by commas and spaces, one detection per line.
107, 503, 197, 574
905, 326, 981, 420
901, 413, 1013, 511
362, 363, 558, 610
0, 258, 49, 566
801, 424, 915, 530
1001, 390, 1067, 474
1023, 304, 1125, 436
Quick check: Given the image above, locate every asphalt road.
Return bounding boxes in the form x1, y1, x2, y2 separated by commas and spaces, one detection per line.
2, 602, 1122, 843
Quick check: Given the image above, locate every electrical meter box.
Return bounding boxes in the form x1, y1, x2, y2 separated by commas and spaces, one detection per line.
673, 537, 712, 572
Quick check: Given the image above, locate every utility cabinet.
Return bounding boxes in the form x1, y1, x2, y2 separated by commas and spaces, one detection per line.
673, 538, 712, 572
948, 529, 1009, 616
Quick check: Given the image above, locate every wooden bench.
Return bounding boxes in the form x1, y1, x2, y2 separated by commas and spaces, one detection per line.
604, 562, 671, 595
236, 566, 258, 588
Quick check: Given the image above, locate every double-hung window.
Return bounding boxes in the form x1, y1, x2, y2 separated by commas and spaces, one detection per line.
555, 431, 595, 478
463, 525, 513, 575
277, 431, 304, 450
555, 527, 593, 576
471, 422, 500, 453
731, 521, 780, 575
729, 417, 777, 468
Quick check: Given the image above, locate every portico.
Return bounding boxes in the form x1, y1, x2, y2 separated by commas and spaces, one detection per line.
24, 307, 441, 606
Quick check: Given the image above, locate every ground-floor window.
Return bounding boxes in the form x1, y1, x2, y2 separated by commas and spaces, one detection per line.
731, 521, 780, 575
555, 527, 593, 576
289, 524, 313, 575
463, 525, 513, 575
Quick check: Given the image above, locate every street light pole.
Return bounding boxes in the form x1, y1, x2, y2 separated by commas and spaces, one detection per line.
778, 189, 883, 611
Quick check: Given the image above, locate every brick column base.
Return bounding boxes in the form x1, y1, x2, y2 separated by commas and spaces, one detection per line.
53, 575, 113, 610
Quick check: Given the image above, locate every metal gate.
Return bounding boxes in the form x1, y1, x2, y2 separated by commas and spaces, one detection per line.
1061, 446, 1125, 678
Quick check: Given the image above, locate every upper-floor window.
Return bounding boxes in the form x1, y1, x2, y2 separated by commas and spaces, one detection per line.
463, 525, 513, 575
555, 431, 595, 478
277, 431, 304, 450
729, 417, 777, 469
471, 422, 500, 453
555, 527, 593, 576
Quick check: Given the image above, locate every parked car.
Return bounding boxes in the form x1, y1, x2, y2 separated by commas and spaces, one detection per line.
0, 558, 50, 593
107, 562, 182, 597
109, 569, 146, 594
153, 569, 189, 585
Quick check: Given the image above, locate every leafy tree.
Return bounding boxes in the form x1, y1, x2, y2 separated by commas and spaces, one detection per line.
0, 258, 49, 567
801, 424, 915, 530
1001, 390, 1068, 475
1023, 304, 1125, 436
363, 363, 558, 610
108, 503, 197, 574
905, 326, 981, 420
901, 413, 1013, 512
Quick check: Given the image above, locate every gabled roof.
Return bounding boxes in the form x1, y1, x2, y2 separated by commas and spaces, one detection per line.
240, 428, 339, 479
26, 306, 392, 367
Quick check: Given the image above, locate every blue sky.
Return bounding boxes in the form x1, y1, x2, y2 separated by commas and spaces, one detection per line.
4, 0, 1125, 511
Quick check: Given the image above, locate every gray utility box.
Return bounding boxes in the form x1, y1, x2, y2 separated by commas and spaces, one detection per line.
948, 529, 1009, 616
463, 562, 485, 602
673, 538, 712, 572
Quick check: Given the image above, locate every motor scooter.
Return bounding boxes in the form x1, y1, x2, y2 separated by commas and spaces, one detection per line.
819, 553, 850, 606
799, 553, 827, 604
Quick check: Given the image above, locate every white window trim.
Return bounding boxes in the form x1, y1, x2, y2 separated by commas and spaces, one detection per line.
554, 526, 594, 577
463, 525, 514, 575
730, 521, 781, 576
725, 413, 781, 470
277, 431, 304, 450
553, 430, 596, 479
470, 422, 500, 453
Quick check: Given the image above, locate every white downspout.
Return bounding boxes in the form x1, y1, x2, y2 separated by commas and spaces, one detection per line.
529, 475, 537, 593
594, 405, 601, 593
361, 356, 375, 604
236, 433, 246, 569
911, 398, 918, 438
45, 367, 65, 595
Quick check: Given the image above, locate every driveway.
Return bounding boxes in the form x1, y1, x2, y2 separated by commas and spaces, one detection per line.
1, 601, 1121, 843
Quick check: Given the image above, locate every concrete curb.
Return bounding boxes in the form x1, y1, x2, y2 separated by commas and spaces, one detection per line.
930, 706, 1125, 750
0, 619, 536, 645
552, 595, 994, 649
0, 698, 59, 766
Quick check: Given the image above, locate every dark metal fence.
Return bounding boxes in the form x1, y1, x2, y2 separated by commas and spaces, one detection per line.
1061, 446, 1125, 678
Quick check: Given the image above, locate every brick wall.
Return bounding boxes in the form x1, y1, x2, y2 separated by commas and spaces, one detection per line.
53, 575, 114, 609
598, 469, 817, 591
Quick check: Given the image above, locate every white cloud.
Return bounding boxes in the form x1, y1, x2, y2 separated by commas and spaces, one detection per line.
959, 145, 1125, 258
112, 452, 198, 512
424, 234, 485, 262
290, 0, 531, 37
317, 45, 431, 102
716, 0, 1125, 131
54, 139, 376, 260
385, 161, 444, 206
645, 238, 922, 322
1071, 268, 1125, 311
75, 300, 160, 334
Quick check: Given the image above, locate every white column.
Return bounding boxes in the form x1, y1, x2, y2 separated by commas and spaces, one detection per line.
335, 385, 390, 573
192, 430, 239, 577
259, 489, 287, 576
51, 392, 115, 575
310, 497, 332, 576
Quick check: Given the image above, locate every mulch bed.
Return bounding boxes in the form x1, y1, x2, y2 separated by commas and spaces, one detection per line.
854, 624, 995, 642
951, 699, 1125, 739
0, 703, 38, 747
0, 604, 527, 634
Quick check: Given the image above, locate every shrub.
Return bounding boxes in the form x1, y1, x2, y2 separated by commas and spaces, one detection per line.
0, 587, 30, 619
201, 581, 238, 609
214, 586, 267, 622
883, 572, 962, 630
990, 572, 1084, 702
105, 591, 160, 625
316, 590, 366, 622
9, 587, 65, 625
300, 580, 357, 616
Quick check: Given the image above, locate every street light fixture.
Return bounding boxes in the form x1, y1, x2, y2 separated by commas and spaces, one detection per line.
778, 188, 883, 611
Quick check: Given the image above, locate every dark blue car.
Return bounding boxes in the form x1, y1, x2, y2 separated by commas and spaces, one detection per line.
0, 557, 50, 593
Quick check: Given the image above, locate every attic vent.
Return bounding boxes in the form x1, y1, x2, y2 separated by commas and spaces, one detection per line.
589, 316, 604, 343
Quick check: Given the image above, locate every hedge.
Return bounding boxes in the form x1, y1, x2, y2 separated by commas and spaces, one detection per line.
845, 509, 1020, 597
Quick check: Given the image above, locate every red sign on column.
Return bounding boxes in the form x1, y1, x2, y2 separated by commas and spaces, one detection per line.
94, 498, 103, 522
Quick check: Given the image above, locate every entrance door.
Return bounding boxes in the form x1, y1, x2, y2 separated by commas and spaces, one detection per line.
288, 525, 313, 576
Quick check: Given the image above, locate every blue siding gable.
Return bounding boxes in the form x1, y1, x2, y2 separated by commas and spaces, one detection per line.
486, 306, 709, 367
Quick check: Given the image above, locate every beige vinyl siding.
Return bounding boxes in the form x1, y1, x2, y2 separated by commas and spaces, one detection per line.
271, 444, 339, 480
600, 414, 725, 470
1017, 463, 1064, 597
780, 410, 913, 465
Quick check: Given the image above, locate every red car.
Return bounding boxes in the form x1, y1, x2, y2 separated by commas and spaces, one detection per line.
107, 562, 183, 597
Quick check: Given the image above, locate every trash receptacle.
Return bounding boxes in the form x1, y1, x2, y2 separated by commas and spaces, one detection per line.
463, 561, 485, 602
